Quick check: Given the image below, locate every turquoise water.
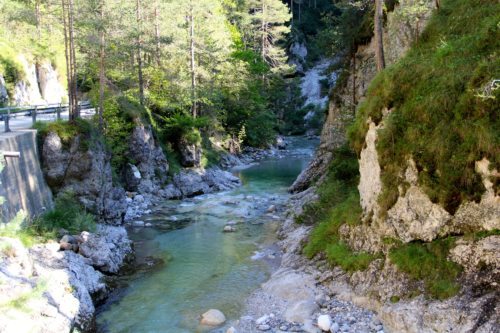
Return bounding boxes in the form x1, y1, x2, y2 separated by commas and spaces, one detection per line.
96, 138, 317, 333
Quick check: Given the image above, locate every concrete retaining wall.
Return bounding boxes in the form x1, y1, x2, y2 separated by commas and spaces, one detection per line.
0, 130, 53, 223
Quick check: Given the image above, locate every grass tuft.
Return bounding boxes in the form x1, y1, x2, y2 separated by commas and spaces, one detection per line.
389, 237, 462, 299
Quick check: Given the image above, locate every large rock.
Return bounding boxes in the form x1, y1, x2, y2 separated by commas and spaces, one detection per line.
12, 55, 45, 106
358, 120, 383, 219
36, 62, 65, 104
127, 125, 169, 192
179, 138, 202, 167
41, 131, 126, 224
0, 236, 108, 333
172, 168, 240, 197
200, 309, 226, 326
78, 225, 132, 273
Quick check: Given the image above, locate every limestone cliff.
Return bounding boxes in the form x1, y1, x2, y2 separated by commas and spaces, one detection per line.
1, 54, 66, 107
287, 0, 499, 332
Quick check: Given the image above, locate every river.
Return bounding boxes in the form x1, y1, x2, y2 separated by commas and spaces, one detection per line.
96, 136, 318, 333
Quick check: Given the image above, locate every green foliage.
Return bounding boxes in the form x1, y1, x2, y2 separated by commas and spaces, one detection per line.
300, 145, 377, 272
348, 0, 500, 214
390, 238, 462, 299
34, 119, 94, 149
30, 191, 96, 235
162, 114, 208, 146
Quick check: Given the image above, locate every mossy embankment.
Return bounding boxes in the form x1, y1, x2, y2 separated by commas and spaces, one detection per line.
301, 0, 499, 300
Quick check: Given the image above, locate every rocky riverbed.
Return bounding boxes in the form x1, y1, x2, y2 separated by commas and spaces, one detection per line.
225, 189, 385, 333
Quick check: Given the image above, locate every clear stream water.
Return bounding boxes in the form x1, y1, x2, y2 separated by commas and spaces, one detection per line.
96, 137, 318, 333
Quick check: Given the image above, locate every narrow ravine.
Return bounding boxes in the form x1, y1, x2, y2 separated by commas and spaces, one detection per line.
96, 137, 318, 333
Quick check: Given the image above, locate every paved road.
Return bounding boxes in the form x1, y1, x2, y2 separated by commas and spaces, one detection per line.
1, 109, 95, 133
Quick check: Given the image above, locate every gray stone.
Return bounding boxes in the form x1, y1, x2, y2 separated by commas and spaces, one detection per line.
200, 309, 226, 326
317, 315, 332, 331
78, 225, 132, 273
179, 138, 202, 167
330, 322, 340, 332
257, 324, 271, 331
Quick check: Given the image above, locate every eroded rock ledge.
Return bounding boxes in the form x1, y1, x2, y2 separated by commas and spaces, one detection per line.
0, 225, 132, 332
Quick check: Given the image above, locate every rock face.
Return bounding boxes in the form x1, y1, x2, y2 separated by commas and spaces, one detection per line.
283, 1, 500, 333
126, 124, 169, 193
41, 131, 126, 224
1, 55, 66, 106
0, 227, 130, 333
179, 138, 202, 167
290, 0, 437, 194
170, 168, 241, 198
78, 225, 132, 273
36, 62, 65, 104
13, 55, 45, 106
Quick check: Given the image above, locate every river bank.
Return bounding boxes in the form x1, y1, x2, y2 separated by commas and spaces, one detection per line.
95, 136, 319, 332
229, 189, 383, 333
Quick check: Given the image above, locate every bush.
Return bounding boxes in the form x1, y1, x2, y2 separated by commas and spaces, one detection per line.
31, 191, 96, 235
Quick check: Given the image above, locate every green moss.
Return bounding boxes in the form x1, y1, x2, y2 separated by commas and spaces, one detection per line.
390, 237, 462, 299
390, 295, 400, 303
348, 0, 500, 215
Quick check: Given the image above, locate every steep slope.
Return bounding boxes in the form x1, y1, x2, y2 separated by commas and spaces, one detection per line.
287, 0, 499, 331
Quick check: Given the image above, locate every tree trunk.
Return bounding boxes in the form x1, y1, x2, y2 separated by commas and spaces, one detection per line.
374, 0, 385, 72
98, 0, 105, 131
351, 52, 356, 114
62, 0, 78, 120
189, 1, 197, 118
136, 0, 145, 106
61, 0, 72, 117
69, 0, 78, 118
154, 1, 161, 66
261, 0, 266, 61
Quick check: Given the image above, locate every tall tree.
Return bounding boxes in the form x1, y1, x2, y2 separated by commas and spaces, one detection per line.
374, 0, 385, 71
249, 0, 291, 69
188, 0, 197, 117
136, 0, 145, 106
98, 0, 105, 131
61, 0, 78, 119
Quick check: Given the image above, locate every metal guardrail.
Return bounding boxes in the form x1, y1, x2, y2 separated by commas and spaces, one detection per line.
0, 101, 93, 133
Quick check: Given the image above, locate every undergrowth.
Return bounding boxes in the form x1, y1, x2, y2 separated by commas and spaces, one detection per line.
300, 145, 378, 272
348, 0, 500, 215
389, 237, 462, 299
30, 190, 96, 236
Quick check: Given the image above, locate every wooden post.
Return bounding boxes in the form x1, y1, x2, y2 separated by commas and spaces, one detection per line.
4, 106, 10, 133
32, 106, 37, 124
57, 103, 61, 120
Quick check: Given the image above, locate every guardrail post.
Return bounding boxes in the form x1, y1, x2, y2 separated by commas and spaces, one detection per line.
4, 106, 11, 133
32, 106, 37, 125
57, 103, 61, 120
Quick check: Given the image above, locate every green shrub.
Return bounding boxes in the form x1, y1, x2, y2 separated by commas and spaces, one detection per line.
348, 0, 500, 214
300, 145, 377, 272
389, 237, 462, 299
31, 191, 96, 235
